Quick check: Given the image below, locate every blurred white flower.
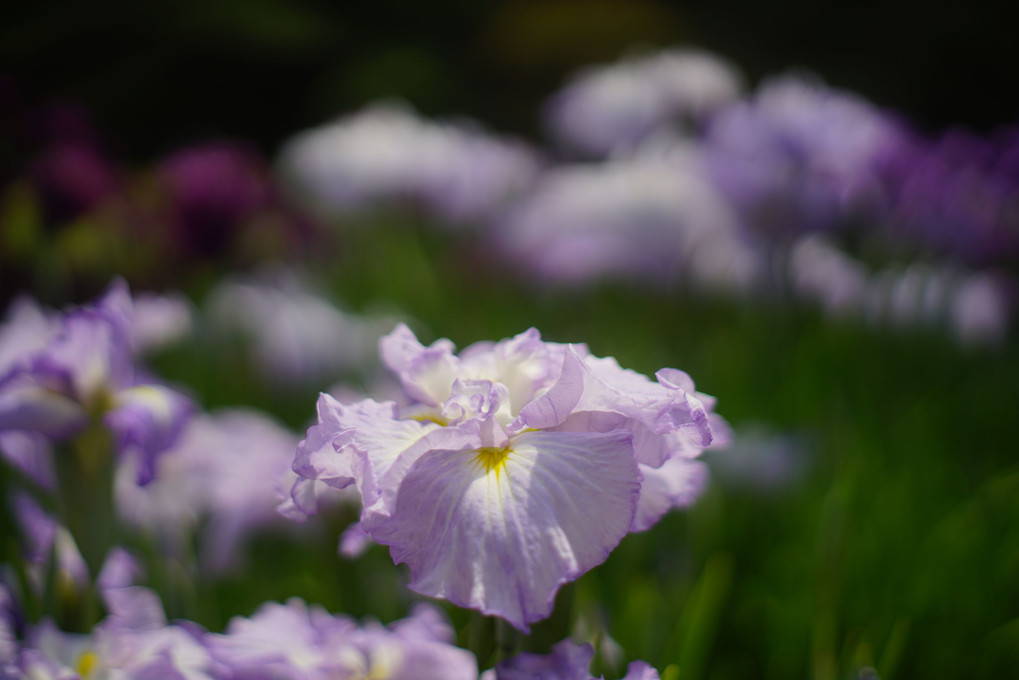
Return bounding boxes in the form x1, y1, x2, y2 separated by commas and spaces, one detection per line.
789, 235, 869, 316
278, 103, 540, 224
205, 270, 395, 386
131, 292, 194, 355
495, 142, 762, 293
545, 48, 744, 156
949, 272, 1011, 348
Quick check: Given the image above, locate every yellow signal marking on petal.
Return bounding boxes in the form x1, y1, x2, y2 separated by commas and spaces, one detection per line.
474, 446, 511, 477
412, 414, 449, 426
76, 651, 100, 677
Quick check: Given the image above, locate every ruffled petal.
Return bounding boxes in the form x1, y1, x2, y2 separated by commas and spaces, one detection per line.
518, 347, 714, 449
311, 400, 444, 519
292, 393, 359, 489
370, 429, 640, 631
631, 458, 709, 532
379, 323, 460, 406
513, 346, 585, 431
461, 328, 563, 415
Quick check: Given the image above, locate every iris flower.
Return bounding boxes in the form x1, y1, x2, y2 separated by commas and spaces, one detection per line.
18, 587, 214, 679
0, 281, 192, 484
209, 600, 476, 680
291, 325, 722, 630
482, 638, 660, 680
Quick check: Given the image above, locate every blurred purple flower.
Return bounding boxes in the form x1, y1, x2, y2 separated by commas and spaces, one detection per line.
158, 141, 280, 257
546, 48, 744, 157
290, 324, 721, 630
279, 103, 540, 224
0, 427, 56, 491
0, 297, 60, 376
5, 98, 120, 224
8, 495, 143, 603
482, 638, 659, 680
0, 585, 17, 673
0, 281, 193, 484
882, 126, 1019, 266
30, 142, 120, 223
209, 599, 476, 680
18, 587, 215, 679
703, 74, 906, 237
95, 547, 143, 596
11, 492, 89, 592
116, 409, 304, 573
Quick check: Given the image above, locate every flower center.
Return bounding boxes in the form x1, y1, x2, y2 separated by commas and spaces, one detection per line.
76, 651, 100, 677
474, 446, 511, 477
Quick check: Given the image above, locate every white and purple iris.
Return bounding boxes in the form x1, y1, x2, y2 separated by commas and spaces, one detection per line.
0, 281, 192, 485
17, 586, 215, 680
482, 638, 660, 680
209, 599, 476, 680
290, 324, 723, 631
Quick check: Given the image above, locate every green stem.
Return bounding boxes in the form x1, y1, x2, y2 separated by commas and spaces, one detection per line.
53, 420, 118, 602
494, 618, 524, 665
466, 612, 498, 669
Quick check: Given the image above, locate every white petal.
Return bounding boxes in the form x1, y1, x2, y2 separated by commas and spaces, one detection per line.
370, 429, 640, 631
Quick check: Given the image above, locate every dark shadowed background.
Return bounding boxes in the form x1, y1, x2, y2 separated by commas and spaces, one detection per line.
3, 0, 1015, 159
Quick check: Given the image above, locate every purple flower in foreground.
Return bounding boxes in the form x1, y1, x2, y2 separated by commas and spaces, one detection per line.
209, 599, 476, 680
482, 639, 659, 680
291, 324, 721, 630
0, 281, 193, 484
